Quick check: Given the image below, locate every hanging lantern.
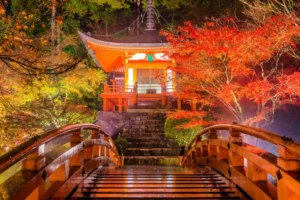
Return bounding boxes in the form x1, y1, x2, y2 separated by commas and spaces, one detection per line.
147, 54, 154, 62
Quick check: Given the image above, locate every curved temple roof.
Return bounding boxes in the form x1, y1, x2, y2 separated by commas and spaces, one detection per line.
78, 31, 171, 72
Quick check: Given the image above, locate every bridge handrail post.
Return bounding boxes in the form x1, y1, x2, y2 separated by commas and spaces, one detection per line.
207, 129, 217, 158
228, 124, 244, 168
229, 125, 242, 144
69, 129, 84, 167
91, 129, 101, 158
276, 144, 300, 200
21, 144, 46, 171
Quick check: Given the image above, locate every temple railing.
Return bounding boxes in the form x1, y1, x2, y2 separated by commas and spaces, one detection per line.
104, 84, 135, 93
0, 123, 123, 199
180, 123, 300, 200
103, 84, 176, 94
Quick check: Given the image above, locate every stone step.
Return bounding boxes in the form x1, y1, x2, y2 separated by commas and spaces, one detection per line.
132, 119, 164, 125
127, 142, 178, 148
126, 128, 165, 134
126, 137, 171, 142
123, 132, 165, 138
125, 148, 181, 156
124, 156, 179, 166
129, 113, 166, 119
123, 128, 165, 132
129, 124, 165, 130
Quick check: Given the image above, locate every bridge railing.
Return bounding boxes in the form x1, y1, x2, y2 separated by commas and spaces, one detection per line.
180, 123, 300, 200
0, 123, 123, 199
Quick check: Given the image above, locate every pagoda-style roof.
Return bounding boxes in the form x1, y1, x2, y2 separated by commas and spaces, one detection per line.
78, 31, 171, 72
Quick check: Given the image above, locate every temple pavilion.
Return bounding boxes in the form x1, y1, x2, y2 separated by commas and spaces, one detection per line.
79, 0, 197, 112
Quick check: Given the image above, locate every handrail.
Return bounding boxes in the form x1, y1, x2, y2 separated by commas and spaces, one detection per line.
0, 123, 106, 174
0, 123, 122, 199
187, 124, 300, 156
181, 123, 300, 200
104, 84, 177, 93
104, 84, 135, 93
10, 138, 121, 199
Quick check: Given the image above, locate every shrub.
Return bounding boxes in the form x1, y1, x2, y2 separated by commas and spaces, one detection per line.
115, 135, 128, 148
164, 118, 202, 147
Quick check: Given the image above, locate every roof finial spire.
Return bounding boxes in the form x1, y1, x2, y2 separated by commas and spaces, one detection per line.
146, 0, 156, 31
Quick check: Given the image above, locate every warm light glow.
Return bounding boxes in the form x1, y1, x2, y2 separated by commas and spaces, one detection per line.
129, 53, 147, 60
128, 68, 134, 86
154, 53, 169, 60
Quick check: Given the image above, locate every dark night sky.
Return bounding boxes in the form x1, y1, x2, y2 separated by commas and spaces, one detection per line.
265, 105, 300, 142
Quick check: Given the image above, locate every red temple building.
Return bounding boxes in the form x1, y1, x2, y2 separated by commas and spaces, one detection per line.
79, 0, 197, 112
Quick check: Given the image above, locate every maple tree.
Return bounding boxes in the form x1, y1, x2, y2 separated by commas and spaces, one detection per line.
0, 2, 86, 75
0, 61, 106, 152
0, 1, 116, 153
162, 14, 300, 128
0, 0, 134, 76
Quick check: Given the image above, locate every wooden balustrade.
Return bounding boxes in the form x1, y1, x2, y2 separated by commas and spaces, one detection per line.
0, 123, 123, 199
180, 123, 300, 200
103, 84, 177, 94
104, 84, 135, 93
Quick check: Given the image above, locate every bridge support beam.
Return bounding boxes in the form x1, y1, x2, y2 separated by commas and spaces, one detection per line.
91, 130, 101, 157
277, 145, 300, 171
104, 135, 111, 158
208, 130, 217, 157
49, 161, 69, 181
84, 147, 93, 160
229, 151, 244, 167
106, 147, 110, 158
217, 146, 228, 160
25, 181, 46, 200
70, 151, 83, 167
195, 148, 201, 157
22, 144, 46, 171
101, 145, 106, 156
247, 160, 267, 181
278, 179, 300, 200
201, 145, 208, 156
70, 130, 82, 145
228, 128, 244, 167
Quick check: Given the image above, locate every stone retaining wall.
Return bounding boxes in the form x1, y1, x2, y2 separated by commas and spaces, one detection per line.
95, 111, 166, 137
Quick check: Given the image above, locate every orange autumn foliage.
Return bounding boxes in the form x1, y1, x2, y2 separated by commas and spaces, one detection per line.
162, 14, 300, 127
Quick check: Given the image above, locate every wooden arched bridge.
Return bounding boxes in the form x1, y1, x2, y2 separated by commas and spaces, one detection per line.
0, 123, 299, 199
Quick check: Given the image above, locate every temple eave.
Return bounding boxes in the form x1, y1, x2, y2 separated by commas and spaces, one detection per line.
78, 31, 170, 50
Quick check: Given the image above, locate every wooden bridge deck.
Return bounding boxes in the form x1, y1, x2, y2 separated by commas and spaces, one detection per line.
52, 166, 248, 199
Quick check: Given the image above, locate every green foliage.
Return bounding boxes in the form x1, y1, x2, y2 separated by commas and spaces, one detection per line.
0, 63, 106, 150
164, 118, 202, 146
82, 129, 91, 139
114, 135, 128, 149
158, 157, 178, 166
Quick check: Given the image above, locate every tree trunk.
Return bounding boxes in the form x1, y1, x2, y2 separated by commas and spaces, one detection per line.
51, 0, 56, 48
105, 19, 109, 39
136, 0, 140, 36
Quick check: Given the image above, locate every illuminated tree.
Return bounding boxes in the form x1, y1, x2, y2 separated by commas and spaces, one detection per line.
162, 14, 300, 127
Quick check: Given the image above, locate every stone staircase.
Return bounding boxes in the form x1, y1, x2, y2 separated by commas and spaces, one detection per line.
122, 112, 180, 165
